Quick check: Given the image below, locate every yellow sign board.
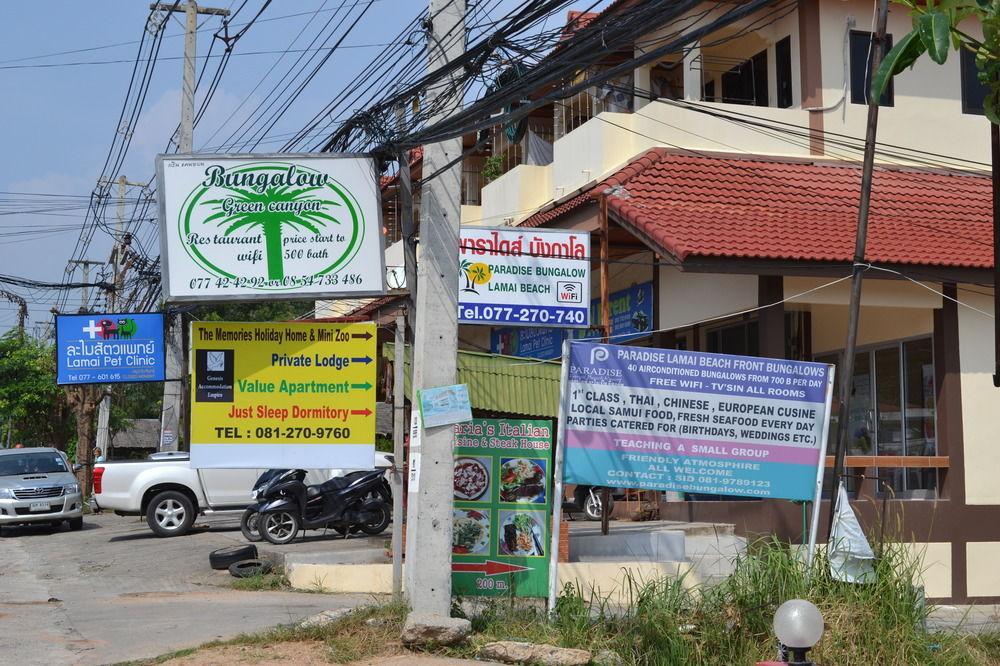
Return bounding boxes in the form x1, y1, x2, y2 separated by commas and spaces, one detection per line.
189, 321, 376, 469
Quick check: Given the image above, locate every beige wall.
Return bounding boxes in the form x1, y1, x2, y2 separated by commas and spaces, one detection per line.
817, 1, 989, 165
596, 251, 654, 302
905, 542, 952, 599
658, 268, 758, 331
967, 542, 1000, 597
460, 204, 483, 226
809, 305, 934, 354
784, 277, 942, 309
481, 0, 988, 228
956, 288, 1000, 506
480, 164, 552, 226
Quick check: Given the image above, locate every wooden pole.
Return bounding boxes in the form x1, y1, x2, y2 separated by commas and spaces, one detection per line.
828, 0, 889, 536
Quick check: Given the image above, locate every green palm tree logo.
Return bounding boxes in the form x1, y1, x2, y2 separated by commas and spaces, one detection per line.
200, 185, 339, 281
460, 259, 492, 293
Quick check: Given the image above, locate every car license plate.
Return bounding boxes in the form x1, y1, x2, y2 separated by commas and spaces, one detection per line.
29, 502, 49, 512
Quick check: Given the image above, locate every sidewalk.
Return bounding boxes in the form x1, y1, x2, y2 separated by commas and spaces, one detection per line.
928, 604, 1000, 634
350, 657, 496, 665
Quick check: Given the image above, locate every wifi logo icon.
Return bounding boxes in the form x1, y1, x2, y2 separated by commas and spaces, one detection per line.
557, 281, 583, 303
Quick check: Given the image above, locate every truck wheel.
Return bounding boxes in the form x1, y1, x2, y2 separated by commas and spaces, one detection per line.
241, 509, 262, 542
68, 517, 83, 531
146, 491, 195, 537
261, 511, 299, 545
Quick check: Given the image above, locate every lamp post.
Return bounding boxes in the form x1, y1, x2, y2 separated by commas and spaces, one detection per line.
772, 599, 824, 665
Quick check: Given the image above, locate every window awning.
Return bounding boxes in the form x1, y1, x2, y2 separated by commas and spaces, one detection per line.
383, 344, 561, 418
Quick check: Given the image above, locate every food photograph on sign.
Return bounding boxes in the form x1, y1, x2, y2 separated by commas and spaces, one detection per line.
452, 508, 492, 555
499, 457, 546, 504
458, 227, 591, 328
454, 456, 492, 501
498, 510, 546, 557
157, 155, 386, 302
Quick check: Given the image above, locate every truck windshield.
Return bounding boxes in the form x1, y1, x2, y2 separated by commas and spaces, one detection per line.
0, 452, 69, 476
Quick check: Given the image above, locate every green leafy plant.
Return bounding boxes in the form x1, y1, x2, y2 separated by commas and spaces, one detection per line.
873, 0, 1000, 122
201, 185, 340, 281
482, 154, 503, 183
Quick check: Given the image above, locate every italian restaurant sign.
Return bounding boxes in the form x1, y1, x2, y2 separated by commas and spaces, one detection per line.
189, 321, 376, 469
157, 155, 385, 302
458, 227, 590, 328
561, 341, 834, 501
56, 313, 165, 385
452, 418, 553, 598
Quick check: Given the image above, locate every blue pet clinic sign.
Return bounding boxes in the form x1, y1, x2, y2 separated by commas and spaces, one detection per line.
56, 313, 166, 385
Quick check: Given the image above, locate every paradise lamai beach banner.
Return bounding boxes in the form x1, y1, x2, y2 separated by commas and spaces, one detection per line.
561, 341, 835, 501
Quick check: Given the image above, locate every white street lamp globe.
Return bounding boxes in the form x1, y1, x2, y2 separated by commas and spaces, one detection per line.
773, 599, 824, 649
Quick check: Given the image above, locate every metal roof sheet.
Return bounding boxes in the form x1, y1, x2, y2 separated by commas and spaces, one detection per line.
384, 344, 561, 418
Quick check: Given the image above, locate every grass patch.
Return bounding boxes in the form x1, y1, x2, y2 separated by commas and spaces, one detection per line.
129, 540, 1000, 665
124, 601, 409, 665
432, 539, 1000, 666
229, 566, 289, 592
220, 600, 409, 664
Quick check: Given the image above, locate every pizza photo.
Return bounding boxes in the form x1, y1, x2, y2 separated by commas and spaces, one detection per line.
454, 457, 490, 501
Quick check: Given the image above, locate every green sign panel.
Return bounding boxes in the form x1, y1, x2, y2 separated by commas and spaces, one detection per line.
452, 418, 553, 597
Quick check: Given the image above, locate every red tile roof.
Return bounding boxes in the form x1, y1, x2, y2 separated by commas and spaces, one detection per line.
520, 192, 593, 228
588, 148, 992, 270
560, 11, 599, 41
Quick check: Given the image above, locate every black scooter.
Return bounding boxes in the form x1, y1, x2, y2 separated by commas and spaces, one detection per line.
253, 469, 391, 545
240, 469, 290, 542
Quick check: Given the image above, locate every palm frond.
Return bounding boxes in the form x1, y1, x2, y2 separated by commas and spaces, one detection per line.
222, 217, 261, 235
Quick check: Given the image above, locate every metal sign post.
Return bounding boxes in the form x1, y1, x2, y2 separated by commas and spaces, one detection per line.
547, 339, 572, 613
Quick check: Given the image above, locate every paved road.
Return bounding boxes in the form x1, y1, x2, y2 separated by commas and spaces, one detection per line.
0, 512, 375, 665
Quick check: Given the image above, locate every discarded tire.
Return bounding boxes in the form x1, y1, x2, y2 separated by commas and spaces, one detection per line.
209, 544, 258, 570
229, 558, 272, 578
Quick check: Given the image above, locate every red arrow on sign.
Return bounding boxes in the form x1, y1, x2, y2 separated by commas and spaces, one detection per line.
350, 409, 373, 417
452, 560, 529, 576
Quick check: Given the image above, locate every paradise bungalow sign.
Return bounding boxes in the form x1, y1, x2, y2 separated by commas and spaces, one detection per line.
458, 227, 591, 328
157, 154, 386, 302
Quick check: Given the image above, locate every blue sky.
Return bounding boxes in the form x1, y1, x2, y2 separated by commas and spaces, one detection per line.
0, 1, 606, 333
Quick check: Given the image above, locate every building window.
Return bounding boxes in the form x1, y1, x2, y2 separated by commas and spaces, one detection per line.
706, 319, 759, 356
721, 49, 768, 106
816, 337, 937, 498
961, 48, 988, 115
703, 79, 716, 102
850, 31, 893, 106
776, 36, 792, 108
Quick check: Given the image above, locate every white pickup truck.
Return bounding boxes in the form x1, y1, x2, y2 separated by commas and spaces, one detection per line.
93, 452, 392, 537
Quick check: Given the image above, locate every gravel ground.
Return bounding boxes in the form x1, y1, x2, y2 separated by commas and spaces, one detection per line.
0, 512, 374, 665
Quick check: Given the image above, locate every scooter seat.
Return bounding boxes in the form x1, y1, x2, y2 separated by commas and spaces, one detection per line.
306, 476, 353, 497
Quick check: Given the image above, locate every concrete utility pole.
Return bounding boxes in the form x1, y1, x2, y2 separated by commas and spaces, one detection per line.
95, 176, 145, 461
828, 0, 889, 535
151, 1, 229, 452
392, 313, 406, 600
68, 260, 103, 312
405, 0, 465, 616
